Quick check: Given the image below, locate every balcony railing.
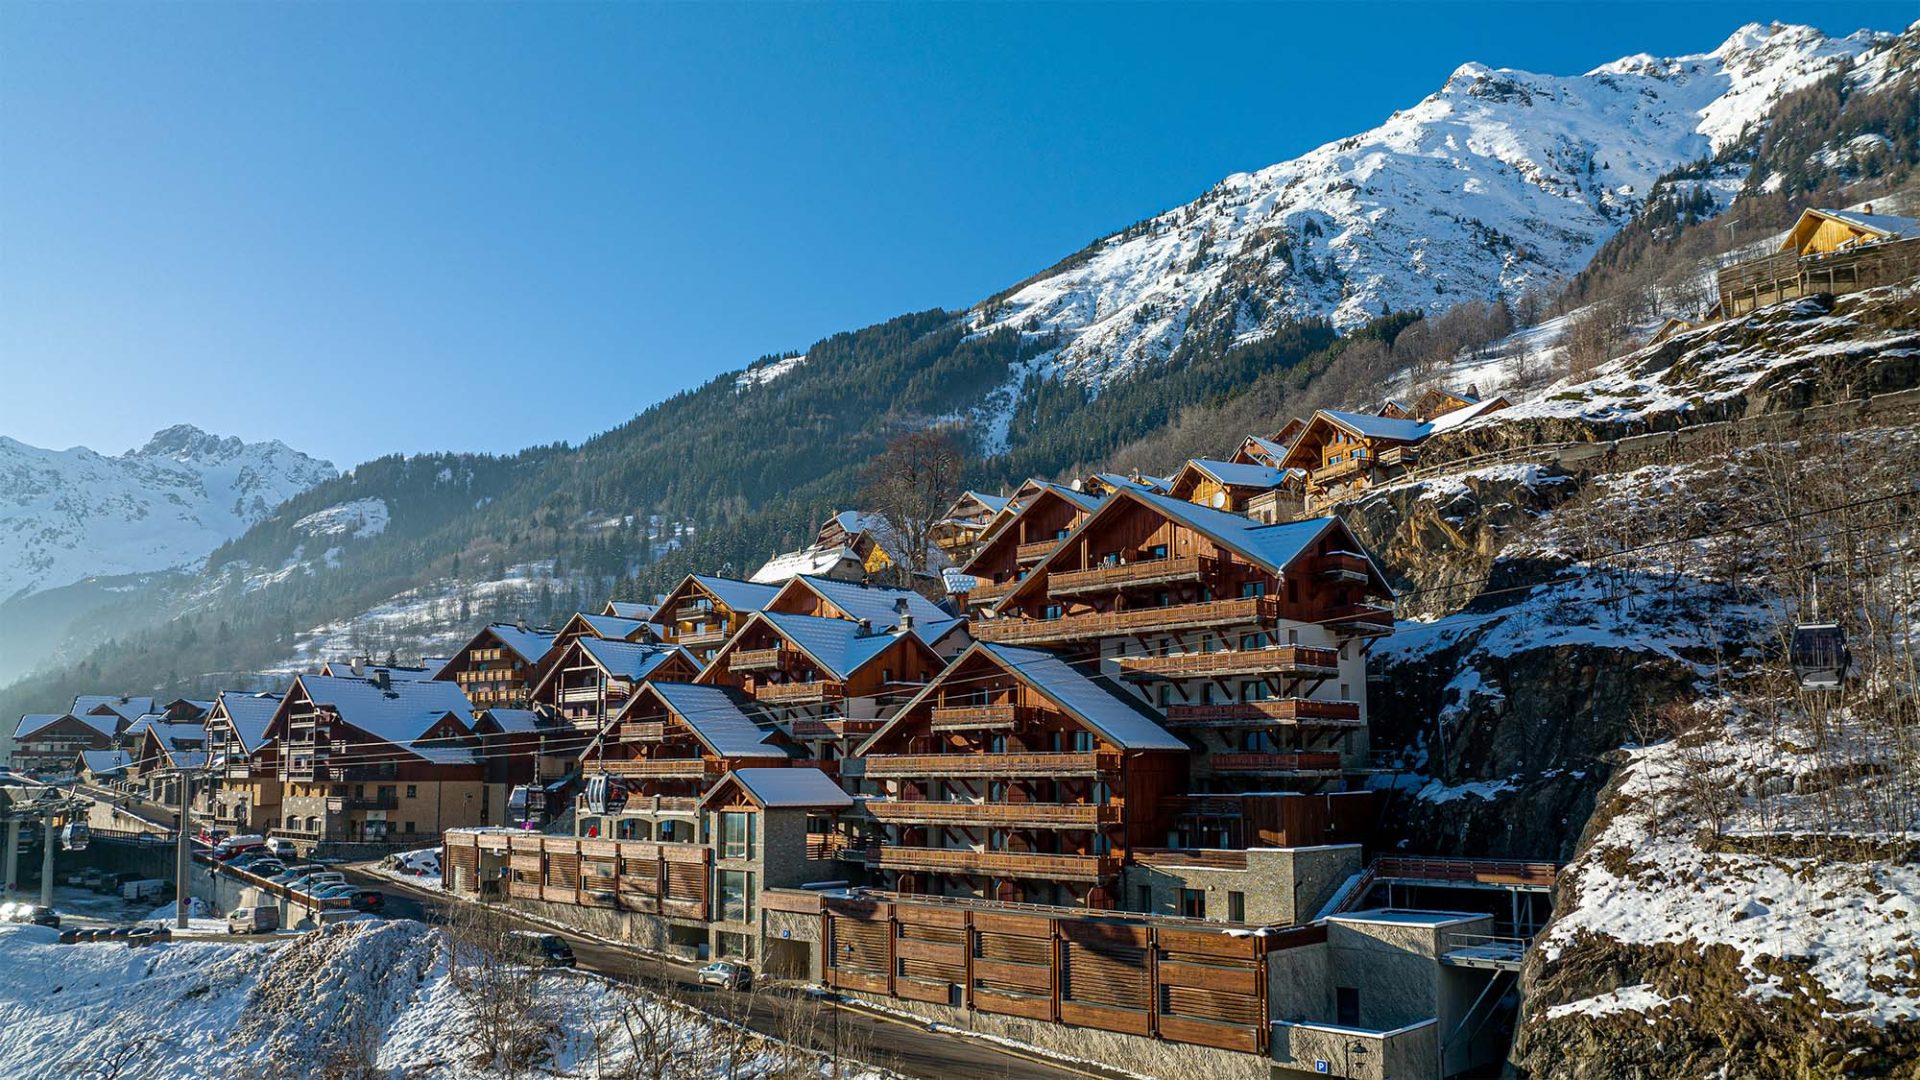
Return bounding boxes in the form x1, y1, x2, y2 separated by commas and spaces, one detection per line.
862, 751, 1118, 779
325, 794, 399, 812
1317, 553, 1374, 584
867, 845, 1119, 881
1206, 751, 1343, 774
790, 717, 885, 739
964, 578, 1020, 603
755, 680, 844, 705
1048, 554, 1213, 596
1164, 698, 1361, 727
974, 596, 1280, 644
675, 628, 729, 647
618, 721, 667, 743
558, 685, 603, 705
1014, 539, 1060, 564
1116, 644, 1340, 680
595, 758, 719, 779
929, 704, 1024, 731
730, 647, 787, 672
1324, 603, 1395, 638
863, 799, 1117, 829
1311, 455, 1369, 484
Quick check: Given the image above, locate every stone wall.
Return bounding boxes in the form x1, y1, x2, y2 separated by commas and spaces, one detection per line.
1124, 844, 1361, 925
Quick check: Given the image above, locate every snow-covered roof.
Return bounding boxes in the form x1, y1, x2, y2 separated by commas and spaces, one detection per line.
477, 708, 543, 734
1239, 434, 1287, 461
15, 713, 115, 740
483, 623, 559, 666
1809, 207, 1919, 238
1422, 395, 1509, 434
690, 575, 781, 613
781, 576, 962, 647
72, 695, 154, 725
1181, 458, 1297, 490
577, 638, 691, 683
572, 613, 650, 640
714, 767, 852, 809
644, 683, 788, 759
211, 691, 283, 752
122, 714, 169, 739
603, 601, 656, 620
292, 674, 476, 763
750, 545, 864, 584
756, 611, 911, 680
1319, 409, 1433, 442
78, 749, 132, 776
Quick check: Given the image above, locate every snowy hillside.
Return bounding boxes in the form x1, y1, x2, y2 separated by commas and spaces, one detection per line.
971, 22, 1890, 402
0, 425, 334, 601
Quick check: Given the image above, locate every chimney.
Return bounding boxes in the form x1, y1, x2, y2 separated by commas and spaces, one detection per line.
893, 596, 914, 633
515, 615, 529, 632
1864, 203, 1874, 215
856, 618, 873, 637
372, 670, 391, 692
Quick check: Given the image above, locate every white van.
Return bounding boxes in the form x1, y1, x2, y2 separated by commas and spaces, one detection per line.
226, 905, 279, 934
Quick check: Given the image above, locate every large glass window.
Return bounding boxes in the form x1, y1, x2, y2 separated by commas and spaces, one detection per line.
717, 869, 753, 923
720, 811, 754, 859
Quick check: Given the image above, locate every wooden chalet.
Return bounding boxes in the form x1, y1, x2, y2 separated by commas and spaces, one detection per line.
1276, 409, 1433, 496
929, 490, 1013, 563
956, 482, 1103, 612
204, 690, 285, 834
126, 721, 206, 805
1081, 472, 1173, 497
603, 599, 657, 620
976, 487, 1392, 793
434, 622, 559, 712
852, 640, 1188, 908
9, 712, 117, 775
766, 574, 970, 657
649, 574, 781, 665
75, 749, 133, 785
265, 672, 486, 847
1230, 424, 1301, 469
526, 636, 700, 731
1168, 458, 1303, 515
698, 610, 947, 765
71, 694, 155, 736
160, 697, 214, 722
1717, 205, 1920, 317
319, 658, 439, 683
576, 682, 794, 842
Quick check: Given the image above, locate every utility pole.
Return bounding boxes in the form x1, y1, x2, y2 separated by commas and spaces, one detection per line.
175, 768, 194, 930
2, 817, 18, 897
39, 813, 58, 908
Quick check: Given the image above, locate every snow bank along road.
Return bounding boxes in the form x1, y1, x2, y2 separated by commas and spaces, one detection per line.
350, 865, 1111, 1080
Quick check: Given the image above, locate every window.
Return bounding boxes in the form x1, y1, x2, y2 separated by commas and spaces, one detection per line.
1239, 632, 1270, 650
1240, 581, 1266, 598
717, 870, 753, 923
1336, 987, 1361, 1027
404, 821, 416, 834
1135, 885, 1152, 912
1180, 889, 1205, 919
1071, 731, 1094, 752
720, 812, 754, 860
1228, 891, 1246, 922
1287, 580, 1299, 603
405, 785, 418, 799
1044, 604, 1064, 621
1146, 544, 1168, 560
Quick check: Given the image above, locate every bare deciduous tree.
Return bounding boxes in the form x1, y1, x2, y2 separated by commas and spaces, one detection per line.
859, 429, 967, 586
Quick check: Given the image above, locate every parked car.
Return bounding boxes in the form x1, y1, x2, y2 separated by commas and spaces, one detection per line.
214, 842, 264, 863
697, 961, 750, 990
311, 884, 358, 900
289, 873, 346, 894
226, 906, 279, 935
507, 930, 576, 968
347, 889, 384, 913
264, 838, 298, 860
241, 859, 286, 878
268, 865, 325, 886
5, 905, 61, 928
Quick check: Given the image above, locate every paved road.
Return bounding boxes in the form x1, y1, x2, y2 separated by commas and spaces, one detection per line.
348, 867, 1105, 1080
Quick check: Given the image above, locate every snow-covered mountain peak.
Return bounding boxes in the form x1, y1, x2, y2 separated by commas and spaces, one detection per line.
966, 21, 1896, 423
0, 427, 336, 601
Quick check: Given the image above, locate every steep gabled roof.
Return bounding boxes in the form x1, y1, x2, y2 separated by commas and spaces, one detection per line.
72, 695, 155, 725
994, 487, 1391, 613
770, 575, 964, 647
486, 623, 561, 666
856, 640, 1184, 755
78, 750, 132, 777
603, 600, 657, 620
966, 482, 1105, 568
1318, 409, 1433, 442
15, 713, 115, 740
748, 611, 923, 681
578, 637, 694, 682
210, 691, 283, 753
704, 766, 851, 810
475, 708, 547, 735
1175, 458, 1302, 493
693, 575, 781, 613
610, 682, 789, 760
286, 674, 476, 764
1792, 207, 1919, 247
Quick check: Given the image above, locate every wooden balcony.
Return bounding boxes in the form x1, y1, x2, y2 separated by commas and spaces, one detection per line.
557, 684, 603, 705
755, 680, 844, 705
866, 845, 1119, 882
1015, 539, 1059, 564
730, 647, 787, 672
1048, 554, 1213, 596
1311, 455, 1369, 484
930, 704, 1024, 732
1164, 698, 1362, 728
964, 577, 1019, 603
1325, 603, 1395, 638
1317, 552, 1374, 585
676, 628, 729, 647
974, 596, 1280, 644
596, 758, 719, 780
1116, 645, 1340, 680
864, 799, 1117, 829
618, 721, 667, 743
790, 717, 885, 739
1206, 751, 1342, 775
863, 751, 1118, 779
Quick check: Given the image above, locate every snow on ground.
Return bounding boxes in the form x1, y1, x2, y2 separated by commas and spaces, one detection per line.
0, 920, 885, 1079
293, 497, 391, 540
1544, 983, 1680, 1022
734, 353, 807, 391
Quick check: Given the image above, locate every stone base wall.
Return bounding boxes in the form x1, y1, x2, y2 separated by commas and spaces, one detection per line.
485, 893, 708, 960
840, 991, 1273, 1080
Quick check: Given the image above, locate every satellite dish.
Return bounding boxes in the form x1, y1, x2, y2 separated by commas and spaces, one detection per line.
1211, 490, 1229, 509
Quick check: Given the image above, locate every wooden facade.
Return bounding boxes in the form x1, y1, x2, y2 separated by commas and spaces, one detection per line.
443, 830, 713, 919
435, 623, 558, 712
957, 484, 1100, 612
9, 714, 116, 775
855, 645, 1182, 908
525, 637, 699, 730
648, 575, 780, 664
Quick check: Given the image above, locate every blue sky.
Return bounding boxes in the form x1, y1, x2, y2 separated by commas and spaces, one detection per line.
1, 2, 1908, 468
